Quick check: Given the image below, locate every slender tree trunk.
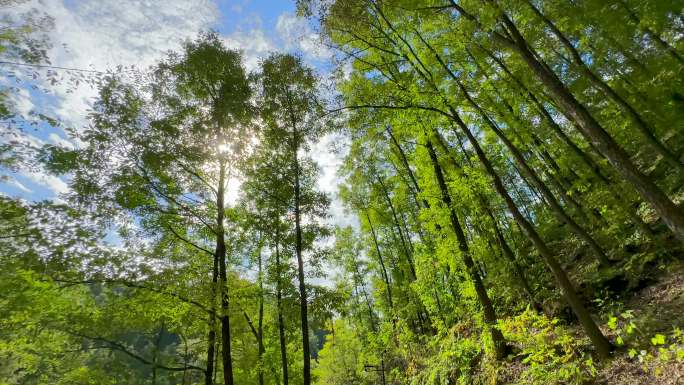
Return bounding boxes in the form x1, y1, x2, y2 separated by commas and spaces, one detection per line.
386, 126, 438, 243
386, 125, 430, 210
446, 111, 613, 359
388, 157, 424, 225
484, 47, 654, 236
483, 45, 607, 179
371, 192, 433, 334
213, 337, 220, 384
205, 252, 219, 385
525, 0, 684, 176
216, 161, 234, 385
433, 285, 445, 323
486, 207, 540, 309
472, 64, 595, 223
275, 232, 289, 385
257, 248, 265, 385
426, 139, 509, 359
151, 323, 163, 385
417, 27, 610, 256
617, 0, 684, 65
433, 46, 611, 264
181, 334, 189, 385
431, 129, 540, 307
498, 13, 684, 243
292, 131, 311, 385
375, 173, 417, 280
354, 262, 377, 331
365, 209, 394, 309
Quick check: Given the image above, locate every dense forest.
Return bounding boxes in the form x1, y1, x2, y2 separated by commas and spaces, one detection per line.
2, 0, 684, 384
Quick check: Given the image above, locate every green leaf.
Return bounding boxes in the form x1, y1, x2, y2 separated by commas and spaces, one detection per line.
651, 334, 666, 346
607, 316, 618, 330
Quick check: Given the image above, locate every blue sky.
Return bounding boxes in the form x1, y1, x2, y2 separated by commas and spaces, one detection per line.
219, 0, 294, 33
1, 0, 348, 225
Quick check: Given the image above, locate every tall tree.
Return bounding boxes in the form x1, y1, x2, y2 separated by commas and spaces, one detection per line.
258, 53, 331, 385
67, 32, 252, 385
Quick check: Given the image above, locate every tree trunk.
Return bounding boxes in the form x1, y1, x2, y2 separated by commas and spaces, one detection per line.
354, 262, 377, 331
498, 13, 684, 243
438, 53, 611, 265
416, 28, 611, 257
151, 324, 163, 385
526, 0, 684, 176
258, 248, 265, 385
617, 0, 684, 65
386, 125, 430, 210
365, 209, 394, 309
213, 341, 219, 385
205, 250, 219, 385
487, 207, 540, 309
432, 129, 540, 307
484, 47, 654, 236
426, 139, 509, 360
446, 111, 613, 360
483, 45, 606, 177
374, 173, 417, 280
275, 232, 289, 385
216, 160, 234, 385
292, 131, 311, 385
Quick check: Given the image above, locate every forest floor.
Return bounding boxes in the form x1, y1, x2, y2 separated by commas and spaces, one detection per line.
597, 258, 684, 384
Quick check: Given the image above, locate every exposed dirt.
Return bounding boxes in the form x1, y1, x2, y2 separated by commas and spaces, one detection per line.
598, 357, 684, 385
596, 260, 684, 385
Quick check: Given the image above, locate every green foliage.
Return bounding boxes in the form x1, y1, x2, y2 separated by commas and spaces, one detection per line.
4, 0, 684, 384
313, 320, 371, 385
498, 309, 597, 384
408, 326, 481, 385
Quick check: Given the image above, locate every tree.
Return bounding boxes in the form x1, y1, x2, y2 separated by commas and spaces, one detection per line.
258, 53, 331, 385
66, 32, 253, 384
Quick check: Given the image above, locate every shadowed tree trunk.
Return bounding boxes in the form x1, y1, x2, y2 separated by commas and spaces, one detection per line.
365, 209, 394, 309
482, 47, 654, 237
417, 32, 611, 266
494, 11, 684, 243
617, 0, 684, 65
525, 0, 684, 176
205, 247, 219, 385
430, 129, 540, 308
215, 160, 234, 385
291, 120, 311, 385
445, 108, 613, 359
374, 173, 417, 280
426, 139, 510, 359
274, 230, 289, 385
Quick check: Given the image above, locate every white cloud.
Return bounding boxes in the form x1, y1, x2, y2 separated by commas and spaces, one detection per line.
48, 132, 74, 149
0, 128, 45, 150
0, 77, 36, 120
7, 0, 219, 130
14, 87, 34, 117
2, 0, 219, 200
47, 0, 218, 69
221, 12, 333, 73
276, 13, 332, 61
22, 170, 69, 194
223, 29, 275, 71
310, 133, 343, 194
310, 133, 357, 229
5, 177, 32, 193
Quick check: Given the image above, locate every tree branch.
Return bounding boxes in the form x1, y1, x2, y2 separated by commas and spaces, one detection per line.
63, 329, 205, 373
166, 225, 215, 257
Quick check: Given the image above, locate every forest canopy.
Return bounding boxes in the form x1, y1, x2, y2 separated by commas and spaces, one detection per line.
1, 0, 684, 384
